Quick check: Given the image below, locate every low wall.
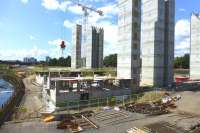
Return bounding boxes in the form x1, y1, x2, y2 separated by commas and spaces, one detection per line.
0, 75, 25, 127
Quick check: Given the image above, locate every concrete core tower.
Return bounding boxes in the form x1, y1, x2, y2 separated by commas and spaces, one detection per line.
141, 0, 175, 87
190, 13, 200, 79
117, 0, 141, 88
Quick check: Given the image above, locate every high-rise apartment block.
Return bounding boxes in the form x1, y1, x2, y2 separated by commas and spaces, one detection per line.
85, 26, 104, 68
117, 0, 141, 87
23, 57, 37, 64
141, 0, 175, 87
190, 13, 200, 79
71, 24, 82, 68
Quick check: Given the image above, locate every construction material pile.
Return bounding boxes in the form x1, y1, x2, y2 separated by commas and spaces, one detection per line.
125, 103, 169, 115
126, 127, 153, 133
42, 111, 97, 133
124, 92, 180, 115
57, 118, 83, 132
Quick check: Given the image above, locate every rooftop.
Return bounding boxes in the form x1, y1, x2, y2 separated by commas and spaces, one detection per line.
192, 12, 200, 18
50, 76, 116, 81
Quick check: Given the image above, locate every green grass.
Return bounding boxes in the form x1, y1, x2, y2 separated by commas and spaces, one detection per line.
0, 64, 17, 77
0, 64, 8, 70
136, 91, 164, 104
32, 66, 117, 76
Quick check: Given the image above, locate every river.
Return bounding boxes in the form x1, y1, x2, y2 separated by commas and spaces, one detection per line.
0, 79, 14, 107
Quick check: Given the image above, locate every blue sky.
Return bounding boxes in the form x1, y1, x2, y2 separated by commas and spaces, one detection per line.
0, 0, 198, 61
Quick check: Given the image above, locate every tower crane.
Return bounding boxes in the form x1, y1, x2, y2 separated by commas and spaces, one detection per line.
65, 0, 103, 42
78, 2, 103, 42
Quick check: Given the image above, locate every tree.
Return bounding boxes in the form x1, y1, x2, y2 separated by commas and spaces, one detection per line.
174, 54, 189, 69
103, 54, 117, 67
48, 56, 71, 67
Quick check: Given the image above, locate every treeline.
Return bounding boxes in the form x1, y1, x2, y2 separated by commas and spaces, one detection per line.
174, 54, 189, 69
47, 56, 71, 67
43, 53, 189, 69
43, 54, 118, 67
103, 53, 190, 69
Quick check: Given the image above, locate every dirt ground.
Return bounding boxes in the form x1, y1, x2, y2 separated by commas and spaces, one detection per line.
13, 76, 44, 120
174, 91, 200, 115
1, 87, 200, 133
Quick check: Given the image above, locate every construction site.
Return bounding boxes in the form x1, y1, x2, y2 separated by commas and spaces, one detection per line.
1, 73, 200, 133
1, 0, 200, 133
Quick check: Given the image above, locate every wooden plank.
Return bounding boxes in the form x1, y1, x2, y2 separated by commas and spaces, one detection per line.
81, 115, 99, 129
126, 127, 152, 133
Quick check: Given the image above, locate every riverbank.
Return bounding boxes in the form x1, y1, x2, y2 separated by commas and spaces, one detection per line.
0, 74, 25, 126
0, 79, 14, 107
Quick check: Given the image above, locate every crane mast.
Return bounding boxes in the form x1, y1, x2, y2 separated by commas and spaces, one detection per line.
65, 0, 103, 45
77, 2, 103, 43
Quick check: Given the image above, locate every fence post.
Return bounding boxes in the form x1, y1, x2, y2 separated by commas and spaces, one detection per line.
98, 98, 99, 110
78, 100, 80, 113
107, 97, 109, 106
67, 101, 69, 114
88, 99, 90, 108
123, 95, 125, 106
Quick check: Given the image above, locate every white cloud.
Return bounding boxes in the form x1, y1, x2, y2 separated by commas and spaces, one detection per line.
179, 8, 186, 12
48, 39, 69, 46
68, 5, 83, 15
0, 46, 48, 60
81, 3, 117, 25
175, 38, 190, 50
175, 37, 190, 57
48, 39, 62, 46
21, 0, 29, 4
29, 35, 36, 40
63, 20, 74, 29
65, 2, 117, 23
175, 19, 190, 39
175, 19, 190, 57
98, 4, 118, 16
100, 22, 117, 45
41, 0, 71, 11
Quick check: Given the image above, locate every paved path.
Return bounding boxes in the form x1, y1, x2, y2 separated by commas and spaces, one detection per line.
14, 76, 43, 120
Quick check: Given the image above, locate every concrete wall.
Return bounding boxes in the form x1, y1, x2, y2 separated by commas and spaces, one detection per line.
35, 74, 44, 85
85, 26, 104, 69
117, 0, 141, 87
190, 13, 200, 80
141, 0, 175, 87
71, 24, 82, 68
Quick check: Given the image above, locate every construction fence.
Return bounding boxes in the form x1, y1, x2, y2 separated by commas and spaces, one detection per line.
55, 92, 161, 112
